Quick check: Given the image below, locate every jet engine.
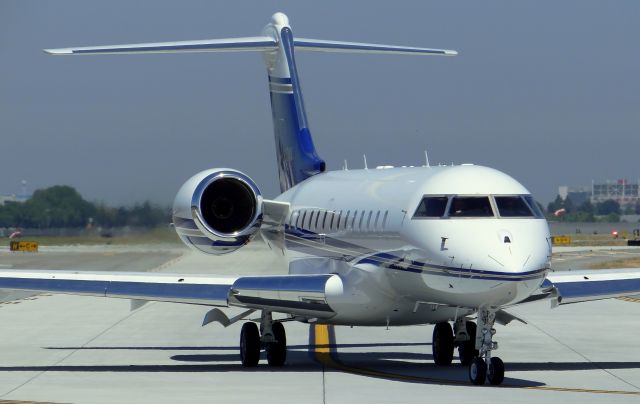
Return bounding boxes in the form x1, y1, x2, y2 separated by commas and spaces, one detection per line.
172, 168, 263, 255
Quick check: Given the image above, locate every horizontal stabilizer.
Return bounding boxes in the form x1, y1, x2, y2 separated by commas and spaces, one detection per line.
293, 38, 457, 56
44, 36, 277, 55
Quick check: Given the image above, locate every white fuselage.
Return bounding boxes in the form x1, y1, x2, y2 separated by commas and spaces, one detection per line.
271, 164, 552, 326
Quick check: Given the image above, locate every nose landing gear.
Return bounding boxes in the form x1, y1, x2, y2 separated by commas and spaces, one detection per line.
468, 308, 504, 385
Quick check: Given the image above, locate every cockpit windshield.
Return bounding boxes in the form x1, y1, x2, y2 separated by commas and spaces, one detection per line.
414, 196, 448, 217
449, 196, 493, 217
412, 194, 544, 219
494, 196, 533, 217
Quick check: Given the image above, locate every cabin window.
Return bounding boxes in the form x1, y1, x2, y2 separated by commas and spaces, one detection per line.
494, 196, 534, 217
322, 211, 328, 230
366, 211, 373, 230
351, 210, 358, 229
358, 210, 365, 230
374, 210, 380, 230
301, 211, 307, 228
314, 210, 321, 229
414, 196, 448, 218
382, 210, 389, 229
344, 210, 351, 229
448, 196, 494, 217
329, 211, 335, 230
307, 210, 314, 228
294, 211, 301, 228
336, 211, 342, 230
309, 211, 316, 230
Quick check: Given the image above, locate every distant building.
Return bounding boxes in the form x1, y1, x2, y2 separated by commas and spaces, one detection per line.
558, 186, 591, 207
559, 179, 640, 208
0, 195, 18, 206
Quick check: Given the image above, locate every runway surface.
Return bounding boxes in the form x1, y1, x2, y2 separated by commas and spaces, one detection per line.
0, 243, 639, 403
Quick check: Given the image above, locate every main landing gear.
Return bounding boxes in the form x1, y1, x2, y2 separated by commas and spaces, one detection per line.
239, 311, 287, 367
431, 310, 504, 385
432, 319, 478, 366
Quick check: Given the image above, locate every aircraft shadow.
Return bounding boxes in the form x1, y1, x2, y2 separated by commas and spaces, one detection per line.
44, 342, 429, 351
25, 343, 640, 388
0, 363, 320, 373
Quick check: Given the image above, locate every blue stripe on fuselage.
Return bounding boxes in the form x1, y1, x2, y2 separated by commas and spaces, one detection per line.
283, 226, 546, 282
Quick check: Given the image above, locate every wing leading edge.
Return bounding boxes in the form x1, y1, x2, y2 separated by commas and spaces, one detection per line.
0, 270, 339, 319
539, 268, 640, 307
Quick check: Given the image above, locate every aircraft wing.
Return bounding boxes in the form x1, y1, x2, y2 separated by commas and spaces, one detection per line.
0, 270, 338, 319
535, 268, 640, 307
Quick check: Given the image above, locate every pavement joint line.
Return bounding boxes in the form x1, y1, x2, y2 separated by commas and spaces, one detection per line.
0, 301, 156, 400
311, 324, 640, 395
149, 252, 186, 273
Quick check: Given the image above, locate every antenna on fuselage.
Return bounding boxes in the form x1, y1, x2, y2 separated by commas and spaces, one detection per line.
343, 159, 349, 170
424, 150, 430, 167
363, 155, 368, 170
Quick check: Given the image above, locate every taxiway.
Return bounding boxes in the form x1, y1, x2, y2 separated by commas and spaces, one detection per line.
0, 243, 638, 403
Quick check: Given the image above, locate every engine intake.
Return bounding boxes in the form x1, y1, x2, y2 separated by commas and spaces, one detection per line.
173, 169, 262, 255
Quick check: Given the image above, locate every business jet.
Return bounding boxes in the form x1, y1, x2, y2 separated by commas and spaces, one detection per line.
2, 12, 639, 386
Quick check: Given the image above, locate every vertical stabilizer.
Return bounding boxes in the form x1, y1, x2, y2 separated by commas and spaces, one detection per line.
262, 13, 325, 192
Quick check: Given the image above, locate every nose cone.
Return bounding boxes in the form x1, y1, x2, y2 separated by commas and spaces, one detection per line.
404, 217, 551, 306
493, 220, 551, 274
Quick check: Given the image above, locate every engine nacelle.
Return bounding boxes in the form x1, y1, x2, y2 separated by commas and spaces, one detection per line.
172, 168, 263, 255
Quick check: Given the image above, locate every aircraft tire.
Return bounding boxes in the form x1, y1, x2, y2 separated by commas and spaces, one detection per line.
487, 357, 505, 385
240, 322, 260, 367
432, 322, 454, 366
469, 357, 487, 385
458, 321, 479, 365
266, 322, 287, 366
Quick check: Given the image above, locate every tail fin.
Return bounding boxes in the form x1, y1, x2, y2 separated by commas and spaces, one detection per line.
45, 12, 457, 192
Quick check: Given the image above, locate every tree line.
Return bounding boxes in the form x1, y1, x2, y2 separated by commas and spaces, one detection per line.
0, 185, 170, 228
546, 195, 640, 222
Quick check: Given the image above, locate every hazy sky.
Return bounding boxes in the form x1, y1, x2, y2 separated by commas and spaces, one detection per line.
1, 1, 639, 206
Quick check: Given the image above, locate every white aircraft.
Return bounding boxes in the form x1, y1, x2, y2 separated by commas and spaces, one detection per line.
2, 12, 640, 386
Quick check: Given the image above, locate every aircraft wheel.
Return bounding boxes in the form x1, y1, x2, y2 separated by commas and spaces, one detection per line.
266, 322, 287, 366
432, 322, 454, 366
240, 322, 260, 367
458, 321, 479, 365
487, 357, 505, 385
469, 357, 487, 385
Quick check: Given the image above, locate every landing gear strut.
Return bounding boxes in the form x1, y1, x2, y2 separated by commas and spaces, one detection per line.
455, 319, 478, 366
239, 311, 287, 367
468, 308, 505, 385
